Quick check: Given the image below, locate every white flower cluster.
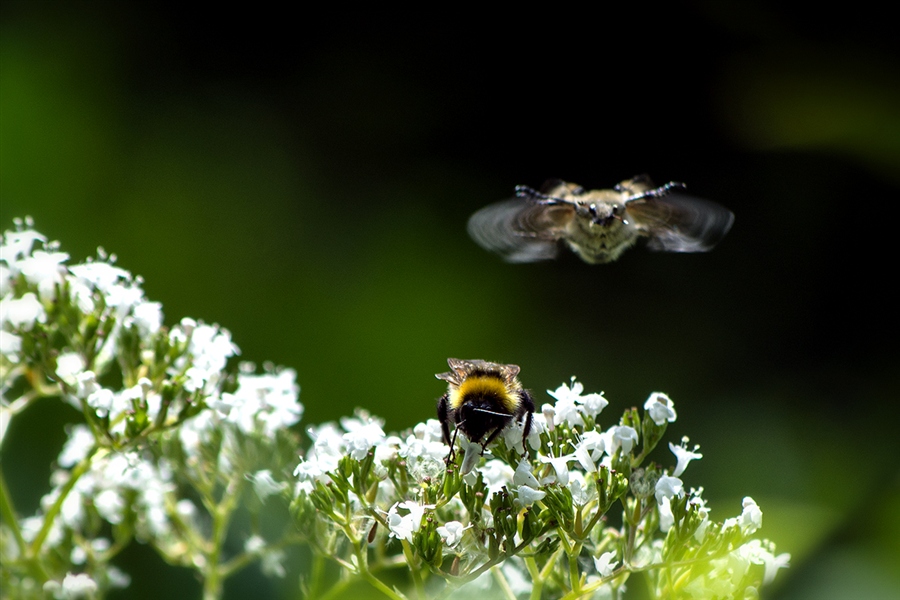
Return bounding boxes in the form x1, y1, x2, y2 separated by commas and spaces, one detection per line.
3, 221, 790, 600
22, 447, 178, 545
2, 222, 305, 597
291, 374, 791, 599
1, 225, 161, 373
299, 413, 505, 495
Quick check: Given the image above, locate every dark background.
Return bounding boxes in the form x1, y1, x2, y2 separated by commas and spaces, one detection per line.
2, 2, 898, 598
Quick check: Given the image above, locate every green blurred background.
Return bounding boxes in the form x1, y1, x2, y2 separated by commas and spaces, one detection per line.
2, 2, 898, 598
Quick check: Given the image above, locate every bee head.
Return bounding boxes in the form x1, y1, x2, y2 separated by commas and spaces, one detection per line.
576, 202, 625, 227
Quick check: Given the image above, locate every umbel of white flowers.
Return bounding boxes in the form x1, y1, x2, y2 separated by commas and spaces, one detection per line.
1, 219, 789, 600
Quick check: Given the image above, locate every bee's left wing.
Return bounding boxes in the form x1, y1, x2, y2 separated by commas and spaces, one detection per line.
467, 196, 575, 263
625, 192, 735, 253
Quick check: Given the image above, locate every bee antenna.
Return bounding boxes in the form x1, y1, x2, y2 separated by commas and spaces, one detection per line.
472, 407, 512, 417
515, 185, 565, 205
628, 181, 686, 202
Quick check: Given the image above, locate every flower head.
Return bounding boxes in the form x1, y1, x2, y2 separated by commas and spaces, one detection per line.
644, 392, 676, 425
669, 437, 702, 477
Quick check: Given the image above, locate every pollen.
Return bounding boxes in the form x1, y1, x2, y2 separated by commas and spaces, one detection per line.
450, 375, 518, 412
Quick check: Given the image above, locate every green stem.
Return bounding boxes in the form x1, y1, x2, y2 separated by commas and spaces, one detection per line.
539, 544, 563, 580
400, 540, 425, 599
624, 498, 643, 563
309, 551, 326, 598
567, 541, 583, 595
202, 466, 246, 600
0, 462, 49, 582
29, 447, 99, 556
524, 556, 543, 600
490, 565, 516, 600
0, 463, 27, 555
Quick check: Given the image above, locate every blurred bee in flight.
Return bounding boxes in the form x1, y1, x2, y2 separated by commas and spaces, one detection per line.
467, 175, 734, 264
436, 358, 534, 473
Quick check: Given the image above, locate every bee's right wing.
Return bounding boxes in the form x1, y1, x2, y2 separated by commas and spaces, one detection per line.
626, 192, 735, 253
467, 197, 576, 263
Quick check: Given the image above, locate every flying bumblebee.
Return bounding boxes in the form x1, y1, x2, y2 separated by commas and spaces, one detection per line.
436, 358, 535, 471
467, 175, 735, 264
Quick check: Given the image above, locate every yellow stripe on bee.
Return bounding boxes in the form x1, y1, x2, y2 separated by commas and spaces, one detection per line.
450, 375, 519, 412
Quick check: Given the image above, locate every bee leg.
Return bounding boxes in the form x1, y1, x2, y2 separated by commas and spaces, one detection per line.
437, 394, 452, 445
521, 410, 533, 450
520, 390, 535, 450
480, 425, 505, 454
437, 393, 456, 464
446, 426, 461, 465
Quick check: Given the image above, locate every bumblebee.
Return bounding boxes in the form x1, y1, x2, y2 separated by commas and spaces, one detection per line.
467, 175, 734, 264
436, 358, 535, 468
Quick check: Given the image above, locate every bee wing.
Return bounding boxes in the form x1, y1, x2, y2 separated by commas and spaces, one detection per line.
467, 197, 576, 263
625, 192, 735, 253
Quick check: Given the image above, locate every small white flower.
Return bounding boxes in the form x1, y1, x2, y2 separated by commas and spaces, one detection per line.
399, 434, 445, 466
541, 403, 556, 431
342, 421, 386, 460
249, 470, 287, 499
573, 430, 608, 473
578, 390, 609, 418
459, 436, 484, 474
245, 535, 266, 553
385, 501, 434, 543
655, 475, 684, 505
1, 292, 47, 329
261, 548, 287, 578
56, 572, 98, 598
501, 418, 530, 453
0, 264, 10, 297
477, 459, 514, 493
106, 566, 130, 590
183, 366, 208, 393
0, 330, 22, 356
547, 378, 583, 404
525, 412, 546, 449
294, 454, 338, 483
0, 228, 46, 263
644, 392, 676, 425
593, 550, 619, 577
95, 489, 126, 524
513, 459, 541, 488
669, 438, 702, 477
130, 300, 163, 337
74, 371, 99, 399
658, 495, 675, 532
437, 520, 470, 547
548, 377, 608, 419
55, 352, 86, 385
19, 250, 68, 297
87, 388, 115, 417
688, 489, 711, 541
737, 539, 790, 584
385, 507, 414, 542
612, 426, 638, 454
538, 452, 575, 486
515, 484, 546, 506
739, 496, 763, 533
414, 419, 444, 443
58, 425, 95, 468
547, 380, 585, 428
567, 471, 593, 506
188, 323, 239, 373
68, 261, 131, 294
